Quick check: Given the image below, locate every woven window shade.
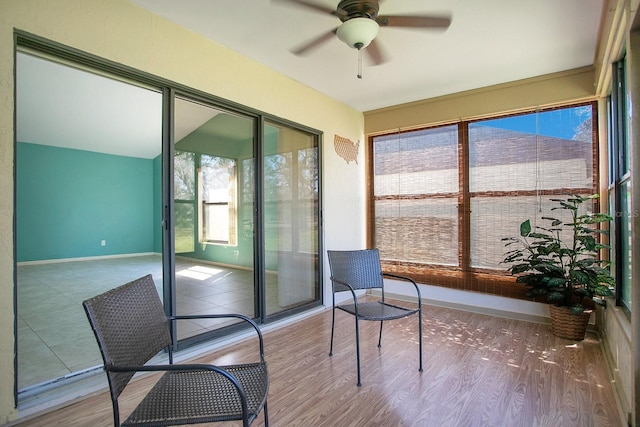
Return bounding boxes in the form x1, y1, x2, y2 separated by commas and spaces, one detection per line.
370, 104, 597, 299
469, 109, 595, 270
373, 125, 459, 265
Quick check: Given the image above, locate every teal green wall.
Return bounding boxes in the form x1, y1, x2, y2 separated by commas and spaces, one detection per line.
16, 142, 156, 262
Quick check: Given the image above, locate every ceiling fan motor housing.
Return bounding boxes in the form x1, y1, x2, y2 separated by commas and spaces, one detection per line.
336, 0, 380, 21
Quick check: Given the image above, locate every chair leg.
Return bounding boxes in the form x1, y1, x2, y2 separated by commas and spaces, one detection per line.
112, 398, 120, 427
329, 305, 336, 357
377, 320, 383, 347
418, 308, 423, 372
355, 316, 362, 386
263, 400, 269, 427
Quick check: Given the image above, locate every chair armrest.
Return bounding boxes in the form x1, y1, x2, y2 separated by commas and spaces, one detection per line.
329, 277, 357, 293
382, 273, 422, 304
329, 277, 360, 299
170, 313, 265, 358
330, 277, 366, 313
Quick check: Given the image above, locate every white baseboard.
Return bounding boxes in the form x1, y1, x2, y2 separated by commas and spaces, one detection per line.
17, 252, 160, 266
371, 281, 551, 324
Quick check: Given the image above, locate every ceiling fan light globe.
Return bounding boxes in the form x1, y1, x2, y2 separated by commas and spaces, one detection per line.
336, 17, 379, 49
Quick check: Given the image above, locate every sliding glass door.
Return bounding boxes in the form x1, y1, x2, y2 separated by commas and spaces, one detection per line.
172, 96, 256, 340
14, 41, 322, 401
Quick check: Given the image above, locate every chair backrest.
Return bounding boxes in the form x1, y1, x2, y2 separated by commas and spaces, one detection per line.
327, 249, 384, 292
83, 274, 171, 399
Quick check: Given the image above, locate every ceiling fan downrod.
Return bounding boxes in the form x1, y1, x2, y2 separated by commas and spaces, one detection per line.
356, 43, 363, 79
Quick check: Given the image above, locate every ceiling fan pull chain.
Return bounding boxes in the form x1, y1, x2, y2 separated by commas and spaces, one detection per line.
357, 47, 363, 79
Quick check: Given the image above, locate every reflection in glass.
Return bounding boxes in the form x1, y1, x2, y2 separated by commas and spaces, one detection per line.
175, 151, 196, 253
263, 122, 319, 316
173, 97, 255, 338
620, 181, 632, 311
201, 154, 237, 245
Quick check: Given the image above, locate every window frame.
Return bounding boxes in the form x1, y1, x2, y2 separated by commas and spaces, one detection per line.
608, 57, 632, 315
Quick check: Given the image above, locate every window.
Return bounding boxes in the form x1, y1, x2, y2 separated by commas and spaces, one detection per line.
468, 107, 594, 270
263, 123, 319, 254
174, 150, 196, 253
200, 154, 237, 245
369, 103, 597, 299
174, 151, 238, 248
372, 126, 459, 266
608, 57, 632, 313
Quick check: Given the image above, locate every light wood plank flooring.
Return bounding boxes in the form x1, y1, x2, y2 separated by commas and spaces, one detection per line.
16, 301, 623, 427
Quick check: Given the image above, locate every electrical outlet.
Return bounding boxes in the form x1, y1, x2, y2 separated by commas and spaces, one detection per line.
101, 240, 106, 246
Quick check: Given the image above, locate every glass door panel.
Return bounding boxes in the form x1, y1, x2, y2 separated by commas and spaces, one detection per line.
173, 97, 256, 339
263, 121, 319, 316
15, 51, 163, 392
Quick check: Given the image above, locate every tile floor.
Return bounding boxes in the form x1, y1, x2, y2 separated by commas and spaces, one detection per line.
16, 254, 279, 391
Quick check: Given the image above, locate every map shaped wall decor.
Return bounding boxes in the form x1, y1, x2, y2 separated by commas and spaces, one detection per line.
334, 135, 360, 164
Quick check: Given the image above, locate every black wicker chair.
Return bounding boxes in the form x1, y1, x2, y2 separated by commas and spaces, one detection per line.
327, 249, 422, 386
82, 274, 269, 427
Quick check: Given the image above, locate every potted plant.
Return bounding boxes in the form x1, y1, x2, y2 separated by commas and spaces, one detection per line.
501, 194, 614, 340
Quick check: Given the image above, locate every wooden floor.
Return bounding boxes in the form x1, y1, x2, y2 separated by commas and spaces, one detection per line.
16, 301, 623, 427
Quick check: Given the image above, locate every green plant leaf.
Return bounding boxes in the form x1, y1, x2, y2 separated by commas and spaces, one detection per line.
509, 263, 531, 274
570, 305, 586, 315
541, 216, 563, 226
594, 286, 613, 296
520, 220, 531, 237
581, 213, 612, 223
554, 201, 578, 210
547, 291, 564, 302
579, 235, 597, 251
574, 288, 589, 297
543, 277, 566, 287
528, 232, 554, 240
526, 288, 547, 298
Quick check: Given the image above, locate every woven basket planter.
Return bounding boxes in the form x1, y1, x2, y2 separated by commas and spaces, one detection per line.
549, 305, 591, 340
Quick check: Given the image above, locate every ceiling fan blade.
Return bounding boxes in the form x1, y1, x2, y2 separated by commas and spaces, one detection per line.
365, 39, 388, 66
376, 14, 451, 29
290, 28, 338, 56
271, 0, 345, 19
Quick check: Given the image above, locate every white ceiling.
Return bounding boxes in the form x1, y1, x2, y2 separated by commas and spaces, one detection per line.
131, 0, 604, 112
16, 52, 164, 158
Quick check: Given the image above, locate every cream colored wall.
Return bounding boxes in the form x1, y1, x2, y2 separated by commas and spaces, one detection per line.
602, 305, 633, 422
364, 67, 596, 135
0, 0, 366, 422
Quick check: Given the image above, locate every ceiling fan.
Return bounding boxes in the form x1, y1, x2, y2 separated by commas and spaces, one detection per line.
273, 0, 451, 77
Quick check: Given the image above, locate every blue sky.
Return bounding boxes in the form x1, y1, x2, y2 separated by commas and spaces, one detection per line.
476, 106, 591, 140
